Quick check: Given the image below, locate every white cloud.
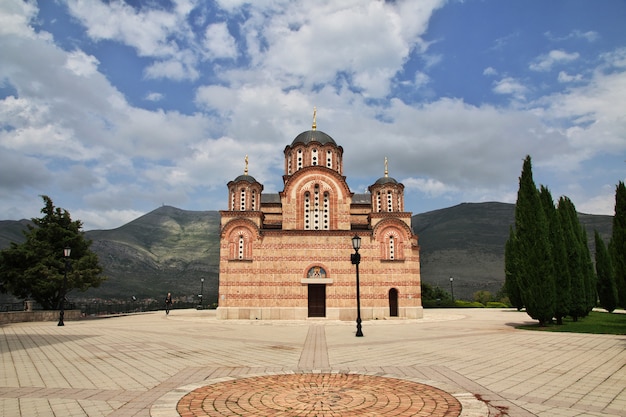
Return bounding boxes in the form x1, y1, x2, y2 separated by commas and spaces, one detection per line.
483, 67, 497, 76
557, 71, 583, 83
66, 0, 183, 57
0, 0, 39, 38
145, 92, 164, 102
403, 177, 457, 197
492, 77, 527, 99
530, 49, 580, 72
546, 30, 600, 43
65, 50, 100, 77
203, 22, 237, 60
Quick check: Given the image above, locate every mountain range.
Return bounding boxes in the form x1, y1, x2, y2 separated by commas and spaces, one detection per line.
0, 202, 613, 303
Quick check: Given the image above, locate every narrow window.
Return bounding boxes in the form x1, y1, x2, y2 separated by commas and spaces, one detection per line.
389, 236, 395, 260
240, 188, 246, 211
313, 184, 320, 230
238, 235, 245, 259
326, 150, 333, 169
387, 190, 393, 212
304, 191, 311, 230
323, 192, 329, 229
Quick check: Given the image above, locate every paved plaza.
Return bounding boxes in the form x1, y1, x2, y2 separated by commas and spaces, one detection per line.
0, 308, 624, 416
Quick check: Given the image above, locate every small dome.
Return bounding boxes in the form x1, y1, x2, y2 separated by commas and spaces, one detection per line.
291, 130, 337, 146
374, 176, 398, 185
233, 174, 258, 184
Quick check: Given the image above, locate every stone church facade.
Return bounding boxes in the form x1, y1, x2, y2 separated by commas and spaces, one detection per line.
217, 114, 422, 320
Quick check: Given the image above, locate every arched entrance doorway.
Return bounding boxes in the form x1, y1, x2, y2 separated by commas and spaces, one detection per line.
389, 288, 398, 317
308, 284, 326, 317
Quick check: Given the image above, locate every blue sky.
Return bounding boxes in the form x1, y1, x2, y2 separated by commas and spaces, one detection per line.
1, 0, 625, 230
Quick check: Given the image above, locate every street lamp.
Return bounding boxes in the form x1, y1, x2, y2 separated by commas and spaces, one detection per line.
351, 235, 363, 337
58, 246, 71, 326
449, 276, 454, 301
198, 278, 205, 310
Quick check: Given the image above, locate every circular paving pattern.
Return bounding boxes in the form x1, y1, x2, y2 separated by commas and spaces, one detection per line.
176, 373, 462, 416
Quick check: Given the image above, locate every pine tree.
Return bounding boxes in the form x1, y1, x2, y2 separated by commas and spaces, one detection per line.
504, 226, 523, 310
595, 230, 618, 313
540, 186, 570, 324
514, 156, 555, 325
609, 181, 626, 307
558, 196, 586, 321
0, 196, 105, 309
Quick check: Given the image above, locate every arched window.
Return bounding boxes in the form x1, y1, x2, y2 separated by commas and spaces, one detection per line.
297, 149, 303, 170
238, 235, 245, 260
304, 185, 330, 230
231, 190, 236, 210
230, 228, 252, 260
304, 191, 311, 229
382, 230, 402, 260
287, 152, 292, 175
326, 150, 333, 169
376, 191, 382, 212
387, 190, 393, 212
313, 184, 320, 229
251, 190, 257, 211
311, 148, 318, 166
240, 188, 246, 211
323, 192, 329, 229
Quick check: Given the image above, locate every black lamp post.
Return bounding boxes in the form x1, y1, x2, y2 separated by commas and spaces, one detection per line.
58, 246, 71, 326
198, 278, 204, 310
449, 276, 454, 301
351, 235, 363, 337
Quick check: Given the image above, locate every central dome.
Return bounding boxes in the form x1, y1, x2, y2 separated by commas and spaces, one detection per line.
291, 130, 337, 146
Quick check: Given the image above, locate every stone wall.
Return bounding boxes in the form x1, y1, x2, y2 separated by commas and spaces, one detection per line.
0, 310, 82, 325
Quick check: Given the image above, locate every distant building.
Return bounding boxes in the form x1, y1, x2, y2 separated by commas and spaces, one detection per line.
217, 112, 422, 320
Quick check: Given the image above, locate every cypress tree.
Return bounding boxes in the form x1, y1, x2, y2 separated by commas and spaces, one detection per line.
580, 227, 597, 315
609, 181, 626, 307
558, 196, 586, 321
504, 226, 523, 310
595, 230, 618, 313
514, 156, 555, 325
540, 186, 570, 324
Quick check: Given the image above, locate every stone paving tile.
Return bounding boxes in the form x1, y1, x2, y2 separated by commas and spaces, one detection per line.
0, 308, 624, 416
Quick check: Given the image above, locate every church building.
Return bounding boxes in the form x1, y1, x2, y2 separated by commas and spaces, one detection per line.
217, 112, 422, 320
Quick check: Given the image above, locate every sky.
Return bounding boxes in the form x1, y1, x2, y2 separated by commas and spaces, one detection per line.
1, 0, 625, 231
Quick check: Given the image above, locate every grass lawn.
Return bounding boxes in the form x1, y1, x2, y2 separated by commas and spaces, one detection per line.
518, 311, 626, 335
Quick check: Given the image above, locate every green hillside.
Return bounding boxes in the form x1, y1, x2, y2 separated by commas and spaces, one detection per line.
0, 203, 612, 303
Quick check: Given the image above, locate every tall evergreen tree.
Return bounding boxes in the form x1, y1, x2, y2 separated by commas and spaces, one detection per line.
540, 186, 570, 324
514, 156, 555, 325
609, 181, 626, 307
0, 196, 105, 309
595, 230, 618, 313
558, 196, 586, 321
504, 226, 523, 310
580, 227, 597, 315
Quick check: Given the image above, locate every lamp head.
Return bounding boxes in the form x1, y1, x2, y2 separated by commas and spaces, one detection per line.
63, 247, 71, 258
351, 235, 361, 251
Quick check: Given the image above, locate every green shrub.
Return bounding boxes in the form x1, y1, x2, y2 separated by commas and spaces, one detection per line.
486, 301, 510, 308
454, 300, 485, 308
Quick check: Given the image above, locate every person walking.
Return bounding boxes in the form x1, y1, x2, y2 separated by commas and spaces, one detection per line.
164, 292, 173, 315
